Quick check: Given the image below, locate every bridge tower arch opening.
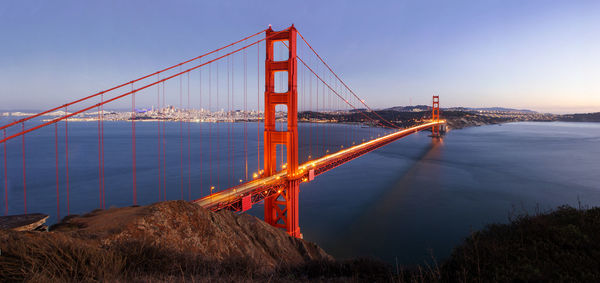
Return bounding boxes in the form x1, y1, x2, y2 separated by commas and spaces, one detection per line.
263, 25, 301, 238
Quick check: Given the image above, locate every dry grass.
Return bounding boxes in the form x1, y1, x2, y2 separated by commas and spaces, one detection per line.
0, 229, 419, 282
0, 230, 270, 282
442, 205, 600, 282
0, 231, 124, 282
2, 205, 599, 282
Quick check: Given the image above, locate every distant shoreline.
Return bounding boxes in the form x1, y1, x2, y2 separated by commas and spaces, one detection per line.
3, 109, 599, 132
445, 114, 600, 130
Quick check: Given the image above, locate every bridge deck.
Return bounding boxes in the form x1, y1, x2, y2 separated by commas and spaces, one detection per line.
193, 121, 445, 212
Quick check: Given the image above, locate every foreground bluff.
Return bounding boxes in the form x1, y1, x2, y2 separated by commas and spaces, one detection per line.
51, 200, 331, 269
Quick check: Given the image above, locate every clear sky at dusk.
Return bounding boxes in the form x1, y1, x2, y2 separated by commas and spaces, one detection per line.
1, 0, 598, 113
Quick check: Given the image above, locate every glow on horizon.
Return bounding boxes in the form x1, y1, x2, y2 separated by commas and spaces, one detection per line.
0, 0, 598, 114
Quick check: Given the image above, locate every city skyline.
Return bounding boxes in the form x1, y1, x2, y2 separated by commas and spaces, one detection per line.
1, 0, 598, 114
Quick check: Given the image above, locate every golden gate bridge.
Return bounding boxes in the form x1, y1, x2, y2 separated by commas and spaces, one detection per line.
0, 25, 445, 237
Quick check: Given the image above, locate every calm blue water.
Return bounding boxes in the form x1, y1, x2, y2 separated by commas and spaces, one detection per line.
1, 120, 599, 265
292, 122, 600, 264
0, 118, 388, 221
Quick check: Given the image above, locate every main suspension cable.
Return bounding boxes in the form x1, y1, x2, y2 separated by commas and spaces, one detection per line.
297, 31, 399, 129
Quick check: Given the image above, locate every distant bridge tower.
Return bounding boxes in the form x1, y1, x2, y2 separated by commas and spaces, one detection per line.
432, 95, 440, 136
263, 25, 301, 238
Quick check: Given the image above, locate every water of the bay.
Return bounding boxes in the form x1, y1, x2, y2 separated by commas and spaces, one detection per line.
292, 121, 600, 264
1, 120, 599, 265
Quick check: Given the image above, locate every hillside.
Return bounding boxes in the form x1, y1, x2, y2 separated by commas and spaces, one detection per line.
300, 109, 600, 131
442, 205, 600, 281
299, 109, 561, 130
0, 201, 334, 282
558, 112, 600, 122
2, 202, 600, 282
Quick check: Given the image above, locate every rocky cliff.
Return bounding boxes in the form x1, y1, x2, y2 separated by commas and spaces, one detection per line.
0, 201, 334, 282
52, 201, 332, 269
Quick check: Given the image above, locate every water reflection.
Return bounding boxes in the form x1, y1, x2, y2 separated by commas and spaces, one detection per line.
298, 122, 600, 264
331, 137, 445, 262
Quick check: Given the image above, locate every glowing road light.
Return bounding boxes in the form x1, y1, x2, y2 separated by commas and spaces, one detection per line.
253, 173, 258, 178
239, 179, 243, 183
210, 186, 215, 195
282, 163, 287, 169
194, 119, 447, 215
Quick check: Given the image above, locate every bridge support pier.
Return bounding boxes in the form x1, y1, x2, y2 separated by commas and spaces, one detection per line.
263, 25, 301, 238
264, 179, 301, 238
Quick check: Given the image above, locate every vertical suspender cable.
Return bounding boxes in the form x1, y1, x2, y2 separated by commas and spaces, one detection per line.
65, 106, 70, 215
162, 83, 166, 199
327, 74, 331, 154
132, 83, 137, 205
187, 72, 191, 201
21, 123, 26, 214
329, 78, 332, 153
98, 102, 102, 207
55, 124, 59, 218
227, 56, 231, 187
244, 49, 248, 181
179, 67, 184, 200
199, 61, 203, 197
232, 54, 236, 185
309, 63, 312, 160
316, 64, 319, 157
345, 90, 348, 148
257, 42, 260, 174
322, 73, 325, 154
157, 75, 162, 201
300, 59, 304, 162
3, 130, 7, 215
101, 93, 105, 208
209, 63, 212, 192
313, 54, 317, 157
216, 58, 220, 191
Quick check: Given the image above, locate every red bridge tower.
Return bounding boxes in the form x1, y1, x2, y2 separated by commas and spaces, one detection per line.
432, 95, 440, 137
263, 25, 301, 238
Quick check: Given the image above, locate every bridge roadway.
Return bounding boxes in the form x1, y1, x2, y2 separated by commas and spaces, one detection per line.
193, 120, 446, 212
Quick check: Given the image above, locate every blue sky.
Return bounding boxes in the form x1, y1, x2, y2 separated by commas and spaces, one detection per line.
0, 0, 598, 113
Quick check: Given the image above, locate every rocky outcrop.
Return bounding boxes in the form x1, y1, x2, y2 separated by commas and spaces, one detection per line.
50, 201, 332, 270
0, 213, 48, 231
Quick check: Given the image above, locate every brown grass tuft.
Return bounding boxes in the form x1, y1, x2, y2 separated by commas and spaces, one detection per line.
0, 230, 124, 282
